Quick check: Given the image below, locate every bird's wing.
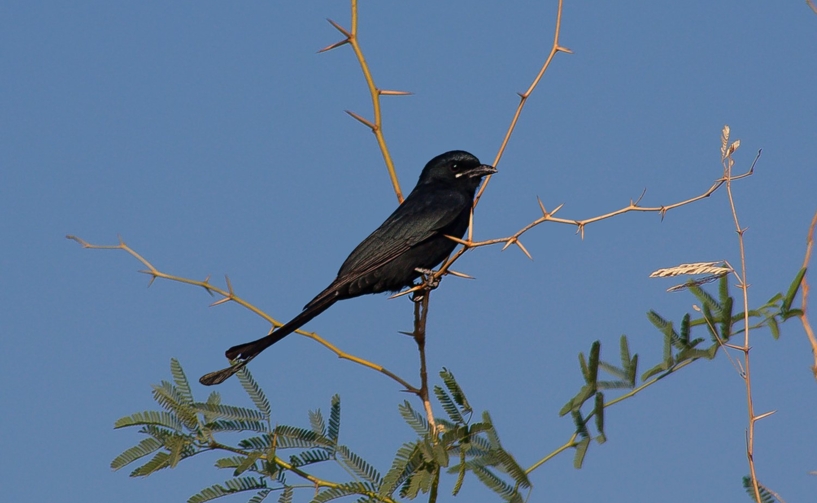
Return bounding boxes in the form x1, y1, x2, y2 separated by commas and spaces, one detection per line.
337, 187, 468, 278
302, 188, 468, 310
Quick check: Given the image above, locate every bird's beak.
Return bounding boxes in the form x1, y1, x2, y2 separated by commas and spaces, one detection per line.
459, 164, 497, 178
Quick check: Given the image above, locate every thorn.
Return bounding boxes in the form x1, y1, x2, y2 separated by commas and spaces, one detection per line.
516, 91, 526, 99
754, 410, 777, 421
467, 207, 474, 242
659, 206, 668, 221
550, 203, 564, 215
634, 188, 647, 206
444, 234, 470, 246
317, 39, 350, 53
225, 275, 234, 295
537, 196, 548, 217
576, 223, 586, 240
326, 18, 351, 37
398, 331, 415, 337
390, 285, 422, 299
447, 269, 474, 280
344, 110, 376, 129
515, 239, 533, 260
378, 89, 413, 96
501, 238, 515, 252
147, 275, 156, 288
117, 234, 125, 246
210, 296, 231, 307
556, 45, 574, 54
201, 275, 214, 296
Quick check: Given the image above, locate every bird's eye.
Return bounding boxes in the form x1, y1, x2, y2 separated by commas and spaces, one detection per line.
450, 163, 460, 171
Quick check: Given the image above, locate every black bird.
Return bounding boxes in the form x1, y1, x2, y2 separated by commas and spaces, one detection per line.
199, 151, 496, 385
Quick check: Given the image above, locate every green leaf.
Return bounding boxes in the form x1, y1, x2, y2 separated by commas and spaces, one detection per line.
619, 335, 631, 370
578, 352, 589, 382
130, 451, 171, 477
249, 489, 272, 503
380, 442, 420, 497
239, 434, 273, 451
328, 394, 341, 444
152, 381, 198, 430
782, 267, 807, 313
598, 361, 627, 380
170, 358, 194, 406
680, 314, 690, 347
434, 385, 464, 424
596, 380, 632, 390
469, 463, 524, 502
571, 410, 589, 439
573, 437, 590, 469
641, 361, 669, 381
440, 368, 471, 414
559, 384, 595, 416
720, 296, 734, 341
314, 482, 380, 503
768, 315, 781, 339
689, 283, 722, 314
208, 419, 268, 433
400, 465, 435, 500
308, 408, 326, 437
237, 366, 271, 419
647, 310, 669, 330
594, 392, 605, 441
718, 274, 729, 305
201, 391, 222, 424
214, 456, 246, 469
187, 477, 268, 503
114, 410, 184, 431
627, 354, 638, 387
336, 445, 382, 485
111, 437, 163, 470
398, 401, 430, 436
192, 403, 267, 422
275, 487, 291, 503
233, 451, 262, 476
289, 448, 331, 467
742, 475, 777, 503
587, 341, 600, 384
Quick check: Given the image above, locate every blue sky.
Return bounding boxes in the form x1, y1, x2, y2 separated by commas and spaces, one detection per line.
2, 2, 816, 502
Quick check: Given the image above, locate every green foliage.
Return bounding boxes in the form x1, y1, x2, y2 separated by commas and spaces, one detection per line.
742, 476, 778, 503
556, 271, 803, 477
114, 363, 408, 502
112, 268, 805, 502
187, 477, 268, 503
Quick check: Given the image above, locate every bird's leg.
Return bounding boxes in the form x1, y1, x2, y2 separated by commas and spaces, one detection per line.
412, 268, 441, 302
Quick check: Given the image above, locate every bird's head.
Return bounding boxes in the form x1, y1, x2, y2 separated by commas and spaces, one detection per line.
418, 150, 497, 192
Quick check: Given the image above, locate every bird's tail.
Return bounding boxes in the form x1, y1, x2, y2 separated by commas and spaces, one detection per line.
198, 291, 338, 386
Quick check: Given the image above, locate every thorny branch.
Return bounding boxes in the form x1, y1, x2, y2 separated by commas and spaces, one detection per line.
720, 126, 765, 503
66, 235, 418, 394
391, 158, 757, 301
801, 210, 817, 378
319, 0, 410, 204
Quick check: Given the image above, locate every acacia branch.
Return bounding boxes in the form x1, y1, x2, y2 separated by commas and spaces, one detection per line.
719, 126, 764, 503
410, 288, 438, 436
320, 0, 408, 203
800, 210, 817, 378
66, 235, 418, 393
474, 0, 570, 209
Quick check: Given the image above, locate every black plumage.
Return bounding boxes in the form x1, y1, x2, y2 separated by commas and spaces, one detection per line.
200, 150, 495, 385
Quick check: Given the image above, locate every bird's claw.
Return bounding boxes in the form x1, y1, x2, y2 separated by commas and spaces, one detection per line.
412, 268, 440, 302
